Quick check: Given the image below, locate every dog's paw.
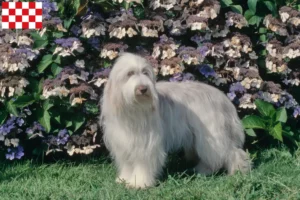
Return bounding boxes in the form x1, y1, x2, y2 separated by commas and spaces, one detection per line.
125, 181, 150, 189
115, 177, 126, 184
125, 177, 155, 189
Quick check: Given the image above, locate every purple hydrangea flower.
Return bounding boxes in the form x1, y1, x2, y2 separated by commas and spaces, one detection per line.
16, 118, 24, 126
182, 54, 189, 61
23, 108, 32, 116
87, 37, 100, 50
0, 116, 25, 136
198, 46, 209, 57
93, 68, 111, 78
26, 121, 46, 135
198, 65, 216, 78
170, 73, 195, 82
120, 8, 133, 15
229, 82, 246, 94
183, 73, 195, 81
279, 93, 298, 109
6, 146, 24, 160
293, 106, 300, 118
159, 35, 169, 43
37, 0, 58, 20
0, 125, 14, 136
57, 129, 69, 145
227, 92, 236, 100
170, 73, 183, 82
55, 38, 79, 48
191, 35, 201, 44
70, 25, 82, 36
15, 48, 39, 60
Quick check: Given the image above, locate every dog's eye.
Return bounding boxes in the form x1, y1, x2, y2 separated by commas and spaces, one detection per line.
142, 71, 149, 76
127, 71, 134, 77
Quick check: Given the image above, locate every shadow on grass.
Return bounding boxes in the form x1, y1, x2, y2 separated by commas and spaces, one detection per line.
0, 145, 294, 186
159, 150, 227, 184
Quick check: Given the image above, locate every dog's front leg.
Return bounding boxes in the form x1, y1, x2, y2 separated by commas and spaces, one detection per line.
127, 148, 166, 189
115, 159, 133, 184
127, 161, 158, 189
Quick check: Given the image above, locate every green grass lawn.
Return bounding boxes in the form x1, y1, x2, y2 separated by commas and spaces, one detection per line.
1, 148, 300, 200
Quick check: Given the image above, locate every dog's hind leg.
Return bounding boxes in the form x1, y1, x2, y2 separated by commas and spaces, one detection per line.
225, 147, 251, 175
194, 160, 216, 175
191, 126, 227, 175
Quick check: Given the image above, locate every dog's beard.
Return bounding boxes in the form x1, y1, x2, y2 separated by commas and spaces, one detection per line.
124, 89, 155, 107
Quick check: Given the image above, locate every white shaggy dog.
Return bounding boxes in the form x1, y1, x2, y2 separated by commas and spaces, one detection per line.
100, 53, 251, 189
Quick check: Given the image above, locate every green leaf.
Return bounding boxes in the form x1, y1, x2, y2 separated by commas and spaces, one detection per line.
37, 54, 53, 73
270, 123, 283, 142
37, 108, 51, 133
242, 115, 266, 129
244, 9, 255, 20
64, 18, 73, 29
13, 95, 35, 108
276, 107, 287, 123
254, 99, 276, 117
133, 5, 145, 19
38, 78, 44, 94
33, 39, 48, 49
263, 1, 275, 13
28, 78, 42, 100
259, 27, 267, 33
248, 15, 262, 26
220, 0, 233, 7
55, 115, 61, 124
73, 0, 81, 13
247, 0, 258, 14
50, 110, 61, 124
53, 55, 61, 64
43, 99, 54, 111
65, 120, 73, 128
30, 31, 48, 41
72, 114, 85, 132
31, 30, 49, 48
260, 49, 267, 56
52, 32, 64, 38
245, 128, 257, 137
5, 100, 18, 116
230, 5, 243, 14
84, 102, 99, 115
259, 34, 266, 42
51, 63, 62, 76
0, 110, 8, 125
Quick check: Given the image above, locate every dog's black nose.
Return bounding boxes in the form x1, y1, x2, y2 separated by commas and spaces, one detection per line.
137, 85, 148, 95
140, 88, 148, 94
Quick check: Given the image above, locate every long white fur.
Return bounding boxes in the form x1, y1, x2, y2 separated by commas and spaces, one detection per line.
100, 53, 251, 189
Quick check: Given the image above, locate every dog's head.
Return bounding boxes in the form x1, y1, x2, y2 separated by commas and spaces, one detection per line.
104, 53, 158, 109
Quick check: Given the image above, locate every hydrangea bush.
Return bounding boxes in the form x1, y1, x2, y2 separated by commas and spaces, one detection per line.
0, 0, 300, 160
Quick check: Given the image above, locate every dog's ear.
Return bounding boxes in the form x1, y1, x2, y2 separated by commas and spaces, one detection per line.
103, 78, 112, 98
102, 78, 122, 113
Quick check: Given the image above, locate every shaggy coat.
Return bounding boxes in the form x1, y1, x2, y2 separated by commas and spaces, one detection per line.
100, 53, 251, 189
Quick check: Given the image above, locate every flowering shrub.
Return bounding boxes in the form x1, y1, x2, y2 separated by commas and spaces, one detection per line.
0, 0, 300, 160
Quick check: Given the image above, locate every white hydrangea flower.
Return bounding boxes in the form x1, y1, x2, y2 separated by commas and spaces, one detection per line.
71, 97, 87, 106
94, 78, 107, 87
239, 94, 256, 109
75, 60, 85, 68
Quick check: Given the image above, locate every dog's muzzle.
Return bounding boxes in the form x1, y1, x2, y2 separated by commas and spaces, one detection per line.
135, 85, 149, 96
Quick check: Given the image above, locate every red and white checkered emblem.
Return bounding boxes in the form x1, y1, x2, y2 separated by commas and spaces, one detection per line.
1, 2, 43, 29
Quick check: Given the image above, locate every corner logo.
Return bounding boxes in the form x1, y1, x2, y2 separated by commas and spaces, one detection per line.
1, 2, 42, 29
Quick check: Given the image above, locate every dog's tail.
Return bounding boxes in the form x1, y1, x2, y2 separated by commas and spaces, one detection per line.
226, 148, 252, 175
